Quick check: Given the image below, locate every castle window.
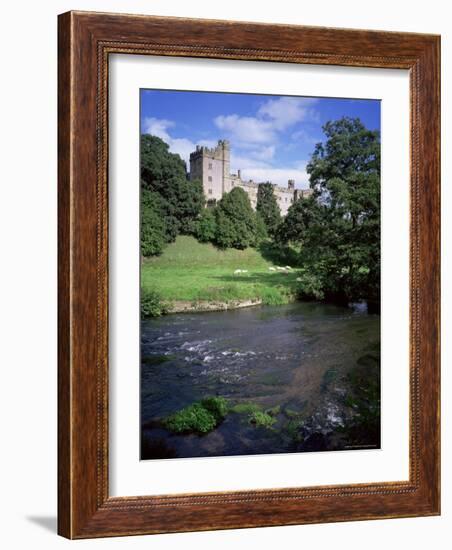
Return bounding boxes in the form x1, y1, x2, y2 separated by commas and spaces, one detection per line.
208, 163, 212, 169
208, 189, 213, 194
208, 176, 212, 182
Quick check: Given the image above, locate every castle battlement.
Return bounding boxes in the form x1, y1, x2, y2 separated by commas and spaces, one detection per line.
189, 139, 312, 215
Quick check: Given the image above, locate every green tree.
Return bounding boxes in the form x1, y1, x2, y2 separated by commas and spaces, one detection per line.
279, 117, 380, 306
254, 212, 268, 245
214, 187, 257, 249
195, 208, 217, 243
256, 182, 281, 236
140, 134, 205, 239
140, 189, 167, 256
276, 195, 321, 245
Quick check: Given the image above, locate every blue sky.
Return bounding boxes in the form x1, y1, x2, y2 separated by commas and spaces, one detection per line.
140, 89, 380, 189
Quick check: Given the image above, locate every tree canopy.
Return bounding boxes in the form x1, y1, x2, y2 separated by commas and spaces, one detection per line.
278, 117, 380, 306
140, 134, 205, 255
214, 187, 257, 249
256, 182, 281, 236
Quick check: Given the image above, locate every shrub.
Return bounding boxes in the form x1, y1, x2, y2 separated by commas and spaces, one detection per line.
141, 288, 169, 317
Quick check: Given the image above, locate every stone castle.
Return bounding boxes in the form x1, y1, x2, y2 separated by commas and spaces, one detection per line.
189, 140, 312, 216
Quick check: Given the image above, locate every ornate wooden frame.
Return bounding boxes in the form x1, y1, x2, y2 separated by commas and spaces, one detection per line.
58, 11, 440, 539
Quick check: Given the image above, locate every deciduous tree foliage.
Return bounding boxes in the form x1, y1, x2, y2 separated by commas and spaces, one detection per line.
256, 182, 281, 236
195, 208, 217, 243
140, 188, 167, 256
140, 135, 205, 255
279, 117, 380, 306
215, 187, 257, 249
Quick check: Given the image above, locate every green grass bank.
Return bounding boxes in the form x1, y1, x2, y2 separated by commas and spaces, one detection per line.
141, 236, 301, 313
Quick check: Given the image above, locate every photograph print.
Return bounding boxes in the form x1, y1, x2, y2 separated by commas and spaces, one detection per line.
140, 89, 381, 460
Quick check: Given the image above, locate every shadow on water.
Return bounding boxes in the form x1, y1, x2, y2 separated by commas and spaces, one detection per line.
141, 301, 380, 460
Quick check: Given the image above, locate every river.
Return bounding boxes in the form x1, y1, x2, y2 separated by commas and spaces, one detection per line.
141, 301, 380, 460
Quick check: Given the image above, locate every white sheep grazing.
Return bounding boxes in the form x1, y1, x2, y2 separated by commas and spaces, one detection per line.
285, 266, 292, 270
268, 267, 276, 271
234, 269, 242, 275
276, 266, 284, 270
241, 269, 248, 273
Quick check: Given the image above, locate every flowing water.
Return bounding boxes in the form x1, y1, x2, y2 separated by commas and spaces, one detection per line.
141, 302, 380, 459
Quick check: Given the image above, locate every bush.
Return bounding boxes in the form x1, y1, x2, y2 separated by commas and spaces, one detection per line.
141, 288, 169, 317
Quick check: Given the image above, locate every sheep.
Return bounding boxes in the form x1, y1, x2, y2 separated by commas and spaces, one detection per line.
268, 267, 276, 271
234, 269, 242, 275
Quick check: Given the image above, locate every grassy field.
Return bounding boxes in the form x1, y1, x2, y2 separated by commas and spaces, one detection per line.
141, 236, 301, 307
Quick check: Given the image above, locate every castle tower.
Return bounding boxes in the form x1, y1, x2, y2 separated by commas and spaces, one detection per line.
189, 140, 231, 204
288, 179, 295, 190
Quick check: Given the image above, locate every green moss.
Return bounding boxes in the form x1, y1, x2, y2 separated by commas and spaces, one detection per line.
163, 396, 229, 434
230, 402, 262, 415
285, 419, 304, 443
200, 396, 228, 421
248, 411, 276, 428
163, 403, 217, 434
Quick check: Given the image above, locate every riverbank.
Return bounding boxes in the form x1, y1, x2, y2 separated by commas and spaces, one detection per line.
141, 236, 300, 312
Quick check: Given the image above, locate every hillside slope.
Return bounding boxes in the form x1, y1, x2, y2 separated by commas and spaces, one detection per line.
141, 236, 300, 307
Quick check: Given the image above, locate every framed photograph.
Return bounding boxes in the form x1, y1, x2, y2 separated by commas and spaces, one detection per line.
58, 11, 440, 538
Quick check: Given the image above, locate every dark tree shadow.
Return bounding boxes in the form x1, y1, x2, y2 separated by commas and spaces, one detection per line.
258, 241, 300, 266
26, 516, 57, 533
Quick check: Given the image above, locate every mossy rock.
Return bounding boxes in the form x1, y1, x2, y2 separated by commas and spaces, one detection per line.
248, 411, 276, 428
230, 402, 262, 415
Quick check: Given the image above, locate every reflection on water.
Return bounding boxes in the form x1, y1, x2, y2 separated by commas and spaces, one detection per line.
141, 302, 380, 459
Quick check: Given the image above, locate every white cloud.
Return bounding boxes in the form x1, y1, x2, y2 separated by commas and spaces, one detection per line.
230, 150, 309, 188
258, 97, 318, 130
142, 116, 215, 166
142, 117, 174, 142
291, 128, 321, 144
213, 96, 318, 148
214, 114, 275, 144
